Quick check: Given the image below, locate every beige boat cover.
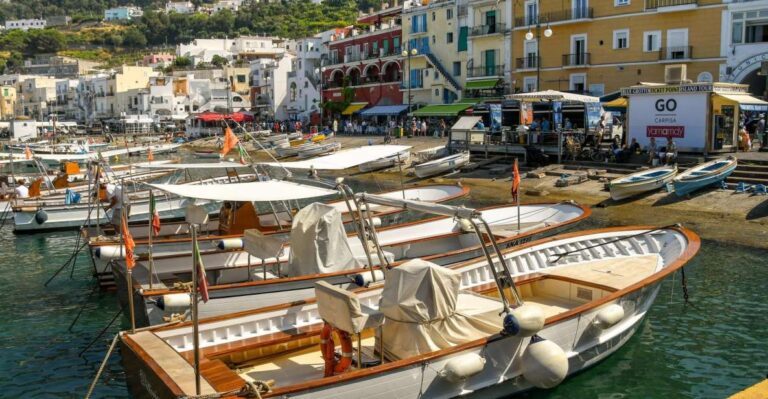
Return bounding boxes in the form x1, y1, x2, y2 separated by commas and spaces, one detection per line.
378, 259, 501, 360
286, 203, 361, 277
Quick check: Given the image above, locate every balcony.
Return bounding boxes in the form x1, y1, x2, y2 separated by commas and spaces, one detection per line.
287, 71, 297, 78
467, 64, 503, 78
645, 0, 697, 10
514, 7, 593, 26
469, 23, 505, 37
562, 52, 590, 67
659, 46, 692, 61
516, 56, 539, 70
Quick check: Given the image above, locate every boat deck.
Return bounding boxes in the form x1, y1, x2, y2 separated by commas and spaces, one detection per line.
542, 255, 661, 290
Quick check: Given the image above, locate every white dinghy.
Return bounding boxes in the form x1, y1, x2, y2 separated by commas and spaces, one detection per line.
414, 152, 470, 178
608, 165, 678, 201
119, 217, 699, 398
358, 149, 410, 172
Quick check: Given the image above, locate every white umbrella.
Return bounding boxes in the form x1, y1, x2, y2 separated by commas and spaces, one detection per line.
506, 89, 600, 104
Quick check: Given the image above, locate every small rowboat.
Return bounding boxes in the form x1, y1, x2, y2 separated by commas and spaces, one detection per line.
298, 142, 341, 159
275, 142, 315, 158
672, 156, 737, 197
608, 165, 677, 201
414, 152, 469, 178
193, 150, 220, 159
359, 150, 410, 172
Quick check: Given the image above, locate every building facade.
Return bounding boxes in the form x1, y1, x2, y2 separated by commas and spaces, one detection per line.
177, 36, 287, 66
20, 55, 100, 79
4, 19, 46, 31
511, 0, 725, 96
720, 0, 768, 98
322, 5, 404, 114
166, 1, 196, 14
285, 33, 330, 121
250, 53, 296, 120
104, 7, 144, 21
0, 86, 16, 120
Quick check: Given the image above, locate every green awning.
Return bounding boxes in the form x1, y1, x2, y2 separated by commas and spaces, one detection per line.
465, 79, 501, 90
412, 103, 474, 117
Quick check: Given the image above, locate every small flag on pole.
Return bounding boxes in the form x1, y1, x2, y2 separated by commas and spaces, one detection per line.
511, 158, 521, 203
150, 191, 161, 236
237, 144, 248, 165
220, 127, 239, 156
122, 213, 136, 270
24, 145, 32, 160
147, 147, 154, 163
193, 239, 210, 303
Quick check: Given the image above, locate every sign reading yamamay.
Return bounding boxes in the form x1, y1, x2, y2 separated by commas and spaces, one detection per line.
647, 126, 685, 138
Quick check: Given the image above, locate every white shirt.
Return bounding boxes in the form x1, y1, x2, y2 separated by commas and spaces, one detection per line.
14, 185, 28, 198
106, 184, 123, 210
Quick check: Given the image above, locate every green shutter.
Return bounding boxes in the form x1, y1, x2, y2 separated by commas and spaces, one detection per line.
458, 27, 468, 52
393, 36, 400, 52
383, 39, 389, 54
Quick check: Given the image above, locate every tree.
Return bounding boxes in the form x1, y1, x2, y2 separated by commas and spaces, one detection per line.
25, 29, 67, 54
122, 28, 148, 48
173, 56, 193, 68
211, 55, 228, 67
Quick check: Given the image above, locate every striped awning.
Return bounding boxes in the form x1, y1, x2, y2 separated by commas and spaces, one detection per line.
341, 102, 368, 115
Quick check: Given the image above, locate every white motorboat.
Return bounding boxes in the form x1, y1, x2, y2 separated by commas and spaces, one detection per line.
414, 152, 470, 178
358, 150, 410, 172
113, 200, 589, 327
119, 223, 699, 398
608, 165, 678, 201
297, 142, 341, 159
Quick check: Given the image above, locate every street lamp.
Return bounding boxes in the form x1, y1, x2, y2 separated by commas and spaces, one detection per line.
401, 47, 418, 116
315, 62, 327, 131
525, 22, 552, 90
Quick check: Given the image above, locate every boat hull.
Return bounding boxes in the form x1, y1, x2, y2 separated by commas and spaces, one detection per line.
673, 158, 737, 197
414, 153, 469, 178
609, 167, 677, 201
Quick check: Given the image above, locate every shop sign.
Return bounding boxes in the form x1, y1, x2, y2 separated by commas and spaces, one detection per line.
647, 126, 685, 138
628, 92, 707, 149
622, 83, 713, 95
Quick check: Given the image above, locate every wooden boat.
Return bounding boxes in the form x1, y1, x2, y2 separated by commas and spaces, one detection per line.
414, 152, 469, 178
297, 142, 341, 159
119, 224, 699, 398
88, 184, 470, 288
672, 156, 737, 197
193, 150, 221, 159
358, 150, 410, 172
113, 201, 589, 327
608, 165, 677, 201
275, 142, 315, 158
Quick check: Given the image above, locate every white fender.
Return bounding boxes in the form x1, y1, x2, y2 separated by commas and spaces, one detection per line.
440, 353, 486, 383
457, 218, 474, 233
217, 238, 243, 250
161, 293, 191, 313
95, 245, 124, 260
353, 270, 385, 287
365, 217, 382, 228
521, 339, 569, 389
593, 304, 625, 329
509, 304, 545, 337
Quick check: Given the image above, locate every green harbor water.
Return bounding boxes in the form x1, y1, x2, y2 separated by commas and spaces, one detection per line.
0, 176, 766, 398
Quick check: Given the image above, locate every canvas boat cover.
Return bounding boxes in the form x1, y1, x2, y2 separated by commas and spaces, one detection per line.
378, 259, 501, 360
286, 203, 361, 277
147, 180, 338, 202
140, 161, 251, 169
261, 145, 411, 170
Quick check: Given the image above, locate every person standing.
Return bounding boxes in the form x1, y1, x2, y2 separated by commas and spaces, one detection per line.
420, 119, 428, 136
103, 183, 126, 233
438, 119, 447, 138
647, 137, 658, 164
332, 118, 338, 135
13, 179, 28, 199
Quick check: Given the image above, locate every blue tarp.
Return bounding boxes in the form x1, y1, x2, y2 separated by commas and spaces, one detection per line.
359, 105, 410, 117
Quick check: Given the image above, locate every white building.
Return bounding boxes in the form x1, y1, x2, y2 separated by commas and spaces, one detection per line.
75, 66, 155, 122
4, 19, 46, 31
53, 79, 79, 120
10, 120, 37, 141
166, 1, 196, 13
251, 53, 296, 120
104, 6, 144, 21
721, 0, 768, 98
285, 34, 330, 121
16, 75, 57, 120
213, 0, 243, 13
177, 36, 286, 66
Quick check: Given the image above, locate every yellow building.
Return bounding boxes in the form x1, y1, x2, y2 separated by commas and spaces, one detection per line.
466, 0, 511, 97
401, 0, 467, 105
511, 0, 726, 95
0, 86, 16, 120
223, 65, 251, 95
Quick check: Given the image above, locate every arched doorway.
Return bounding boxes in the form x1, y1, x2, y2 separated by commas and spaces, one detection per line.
741, 68, 767, 99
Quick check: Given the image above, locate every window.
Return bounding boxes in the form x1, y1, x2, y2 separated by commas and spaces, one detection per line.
446, 9, 453, 19
411, 14, 428, 33
458, 26, 468, 51
613, 29, 629, 49
732, 21, 743, 44
588, 83, 604, 96
447, 32, 454, 43
432, 12, 436, 21
453, 61, 461, 76
643, 31, 661, 52
435, 88, 440, 96
237, 75, 246, 83
523, 76, 537, 92
432, 35, 436, 44
525, 0, 538, 25
569, 73, 586, 92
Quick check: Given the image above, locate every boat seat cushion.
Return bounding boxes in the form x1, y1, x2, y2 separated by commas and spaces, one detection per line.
315, 280, 384, 334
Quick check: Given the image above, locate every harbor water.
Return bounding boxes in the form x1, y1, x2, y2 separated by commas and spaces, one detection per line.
0, 178, 766, 398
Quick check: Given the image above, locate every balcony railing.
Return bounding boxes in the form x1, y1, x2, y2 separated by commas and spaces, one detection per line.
515, 56, 539, 69
514, 7, 593, 26
457, 5, 468, 17
469, 23, 505, 37
467, 64, 503, 78
645, 0, 697, 9
287, 71, 297, 78
562, 52, 590, 66
659, 46, 692, 60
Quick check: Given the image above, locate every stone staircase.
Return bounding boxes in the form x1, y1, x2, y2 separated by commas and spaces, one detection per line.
725, 159, 768, 188
424, 52, 461, 92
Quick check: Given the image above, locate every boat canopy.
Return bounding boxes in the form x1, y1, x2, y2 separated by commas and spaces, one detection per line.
451, 116, 483, 131
357, 192, 476, 220
140, 161, 250, 169
507, 90, 600, 104
262, 145, 411, 170
147, 180, 338, 202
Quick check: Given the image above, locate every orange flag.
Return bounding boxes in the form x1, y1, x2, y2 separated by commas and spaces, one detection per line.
24, 145, 32, 160
147, 147, 154, 162
220, 127, 239, 156
122, 213, 136, 270
511, 158, 520, 203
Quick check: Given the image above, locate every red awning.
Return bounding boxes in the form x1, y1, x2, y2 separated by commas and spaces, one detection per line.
195, 112, 254, 123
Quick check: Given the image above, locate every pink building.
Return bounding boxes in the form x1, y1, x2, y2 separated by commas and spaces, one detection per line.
142, 53, 177, 68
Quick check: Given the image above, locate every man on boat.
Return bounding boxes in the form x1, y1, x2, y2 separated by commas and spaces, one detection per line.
102, 183, 125, 233
13, 179, 29, 199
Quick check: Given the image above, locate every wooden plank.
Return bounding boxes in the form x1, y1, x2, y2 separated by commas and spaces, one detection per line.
729, 379, 768, 399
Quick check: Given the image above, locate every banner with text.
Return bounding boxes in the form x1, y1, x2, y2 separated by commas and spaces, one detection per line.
628, 93, 707, 149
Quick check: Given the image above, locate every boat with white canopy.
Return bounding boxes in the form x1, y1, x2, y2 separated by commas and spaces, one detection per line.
118, 210, 699, 398
113, 198, 588, 327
